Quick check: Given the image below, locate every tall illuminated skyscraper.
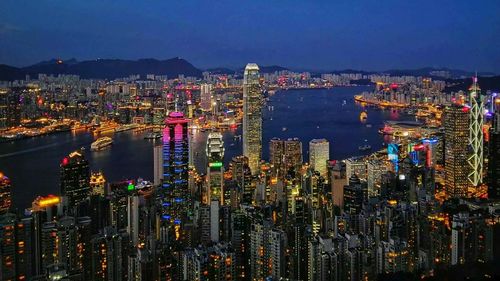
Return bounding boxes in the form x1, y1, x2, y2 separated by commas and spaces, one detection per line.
200, 83, 213, 112
242, 63, 262, 174
60, 150, 90, 207
160, 112, 190, 230
309, 139, 330, 178
444, 104, 470, 198
206, 132, 224, 203
467, 77, 484, 187
0, 172, 11, 214
488, 111, 500, 199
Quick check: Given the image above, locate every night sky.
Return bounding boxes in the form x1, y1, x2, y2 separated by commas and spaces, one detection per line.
1, 0, 499, 72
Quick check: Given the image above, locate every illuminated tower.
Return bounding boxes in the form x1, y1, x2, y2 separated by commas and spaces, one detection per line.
0, 173, 11, 214
89, 171, 106, 196
200, 83, 213, 112
488, 111, 500, 199
60, 150, 90, 207
444, 104, 470, 198
206, 132, 224, 203
160, 112, 190, 230
309, 139, 330, 178
269, 138, 302, 179
242, 63, 262, 174
467, 77, 484, 187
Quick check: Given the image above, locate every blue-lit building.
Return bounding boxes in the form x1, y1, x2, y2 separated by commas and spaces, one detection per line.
160, 112, 190, 232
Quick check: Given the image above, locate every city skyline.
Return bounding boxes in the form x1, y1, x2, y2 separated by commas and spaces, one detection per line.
1, 1, 500, 72
0, 2, 499, 280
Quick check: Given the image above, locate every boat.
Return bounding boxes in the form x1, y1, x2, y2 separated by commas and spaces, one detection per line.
115, 123, 139, 133
282, 127, 287, 132
360, 111, 368, 121
342, 100, 347, 106
366, 124, 373, 128
358, 144, 372, 151
91, 137, 113, 151
144, 132, 162, 139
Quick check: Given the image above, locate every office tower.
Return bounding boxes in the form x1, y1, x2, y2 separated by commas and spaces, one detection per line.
242, 63, 262, 174
367, 160, 387, 197
329, 161, 346, 208
210, 200, 220, 243
0, 213, 31, 281
153, 143, 163, 186
60, 149, 90, 207
108, 181, 132, 231
269, 138, 285, 176
90, 171, 106, 196
444, 104, 470, 198
467, 78, 484, 187
206, 132, 224, 203
250, 221, 286, 280
31, 195, 62, 276
90, 227, 128, 281
230, 156, 254, 205
127, 195, 140, 246
309, 139, 330, 178
269, 138, 303, 178
488, 112, 500, 199
0, 172, 11, 214
343, 175, 365, 215
160, 111, 190, 231
200, 83, 213, 112
345, 157, 366, 184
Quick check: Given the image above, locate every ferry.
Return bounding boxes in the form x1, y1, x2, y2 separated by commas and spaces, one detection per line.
360, 111, 368, 121
358, 144, 372, 151
91, 137, 113, 151
115, 123, 140, 133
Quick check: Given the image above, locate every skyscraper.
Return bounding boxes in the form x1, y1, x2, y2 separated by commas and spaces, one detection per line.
269, 137, 302, 179
206, 132, 224, 203
309, 139, 330, 178
444, 104, 470, 198
60, 149, 90, 207
200, 83, 213, 112
467, 78, 484, 187
242, 63, 262, 174
160, 111, 190, 231
0, 172, 11, 214
488, 111, 500, 199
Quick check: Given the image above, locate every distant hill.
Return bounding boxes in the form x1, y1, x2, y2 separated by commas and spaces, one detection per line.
444, 75, 500, 93
0, 57, 202, 80
0, 64, 26, 81
208, 65, 290, 75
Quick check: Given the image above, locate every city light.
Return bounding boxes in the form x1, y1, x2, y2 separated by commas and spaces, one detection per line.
38, 196, 60, 207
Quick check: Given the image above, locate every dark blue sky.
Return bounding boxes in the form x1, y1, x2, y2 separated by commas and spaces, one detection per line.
1, 0, 499, 72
